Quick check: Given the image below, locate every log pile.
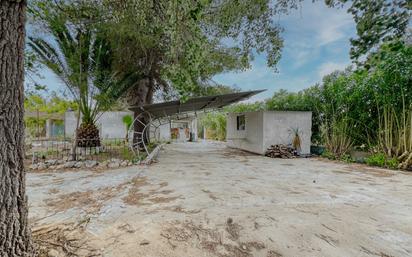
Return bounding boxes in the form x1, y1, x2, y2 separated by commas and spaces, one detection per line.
398, 151, 412, 170
265, 144, 296, 158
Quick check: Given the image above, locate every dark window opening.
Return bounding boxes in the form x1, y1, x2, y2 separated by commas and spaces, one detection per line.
237, 115, 245, 131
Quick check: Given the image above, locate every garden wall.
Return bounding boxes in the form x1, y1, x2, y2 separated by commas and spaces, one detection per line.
65, 111, 132, 139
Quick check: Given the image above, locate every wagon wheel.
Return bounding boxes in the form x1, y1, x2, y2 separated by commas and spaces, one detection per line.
128, 111, 151, 158
142, 116, 164, 154
129, 113, 169, 160
148, 117, 162, 142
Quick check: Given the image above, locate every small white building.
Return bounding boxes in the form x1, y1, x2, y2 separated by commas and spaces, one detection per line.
226, 111, 312, 155
65, 111, 198, 141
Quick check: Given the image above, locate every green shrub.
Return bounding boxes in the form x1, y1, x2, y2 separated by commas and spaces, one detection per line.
366, 153, 399, 169
340, 154, 354, 163
199, 112, 227, 141
366, 153, 386, 167
386, 158, 399, 169
321, 118, 354, 159
321, 150, 336, 160
322, 150, 354, 162
120, 147, 135, 161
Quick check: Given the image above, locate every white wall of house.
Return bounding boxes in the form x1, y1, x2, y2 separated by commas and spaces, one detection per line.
262, 111, 312, 155
64, 111, 78, 138
226, 111, 312, 155
65, 111, 132, 139
226, 111, 264, 154
158, 121, 171, 141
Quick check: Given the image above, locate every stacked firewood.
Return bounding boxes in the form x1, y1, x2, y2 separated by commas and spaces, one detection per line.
265, 144, 296, 158
398, 151, 412, 170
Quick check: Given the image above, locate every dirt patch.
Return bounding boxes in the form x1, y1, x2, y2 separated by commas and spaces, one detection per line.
33, 221, 99, 257
220, 244, 252, 257
161, 219, 267, 257
157, 189, 174, 194
267, 250, 283, 257
359, 246, 394, 257
331, 169, 350, 175
208, 194, 219, 201
202, 189, 220, 201
226, 218, 242, 241
131, 176, 149, 187
158, 182, 168, 188
52, 178, 65, 185
164, 206, 202, 214
30, 182, 46, 187
161, 221, 221, 250
315, 233, 339, 247
222, 148, 257, 158
123, 177, 179, 206
342, 164, 397, 177
46, 181, 131, 213
245, 241, 266, 250
46, 191, 98, 213
48, 188, 59, 194
121, 177, 150, 205
123, 192, 150, 206
149, 196, 180, 204
117, 223, 136, 233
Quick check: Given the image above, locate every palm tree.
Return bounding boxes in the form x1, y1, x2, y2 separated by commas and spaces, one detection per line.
28, 6, 114, 148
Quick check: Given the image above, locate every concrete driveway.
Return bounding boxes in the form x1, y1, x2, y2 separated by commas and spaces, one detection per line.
28, 141, 412, 257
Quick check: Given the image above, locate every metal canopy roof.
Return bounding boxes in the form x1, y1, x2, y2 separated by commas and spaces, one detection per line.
129, 89, 265, 118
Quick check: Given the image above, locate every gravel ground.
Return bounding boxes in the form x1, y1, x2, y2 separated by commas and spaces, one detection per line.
28, 141, 412, 257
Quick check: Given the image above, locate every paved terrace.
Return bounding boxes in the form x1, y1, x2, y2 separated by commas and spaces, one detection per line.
28, 141, 412, 257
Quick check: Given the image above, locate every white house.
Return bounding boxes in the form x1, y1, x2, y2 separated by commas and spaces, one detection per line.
226, 111, 312, 155
65, 111, 198, 141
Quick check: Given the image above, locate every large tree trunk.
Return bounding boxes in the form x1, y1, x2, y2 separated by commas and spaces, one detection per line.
0, 1, 33, 256
125, 78, 154, 147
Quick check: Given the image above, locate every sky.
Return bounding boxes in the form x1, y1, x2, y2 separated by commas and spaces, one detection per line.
30, 1, 356, 102
214, 1, 356, 101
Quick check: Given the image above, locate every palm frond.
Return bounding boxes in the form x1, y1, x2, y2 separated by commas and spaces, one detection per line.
27, 37, 67, 77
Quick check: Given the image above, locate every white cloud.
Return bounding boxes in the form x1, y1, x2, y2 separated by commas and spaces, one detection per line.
214, 1, 355, 93
314, 9, 353, 46
282, 1, 353, 45
279, 1, 354, 68
318, 61, 349, 78
214, 57, 320, 101
214, 61, 275, 90
284, 41, 319, 69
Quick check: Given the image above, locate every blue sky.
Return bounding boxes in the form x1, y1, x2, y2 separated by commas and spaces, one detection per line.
30, 1, 356, 102
214, 1, 356, 101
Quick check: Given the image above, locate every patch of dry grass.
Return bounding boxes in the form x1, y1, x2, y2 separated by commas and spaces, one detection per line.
46, 182, 130, 213
122, 177, 180, 206
161, 220, 268, 257
33, 221, 99, 257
